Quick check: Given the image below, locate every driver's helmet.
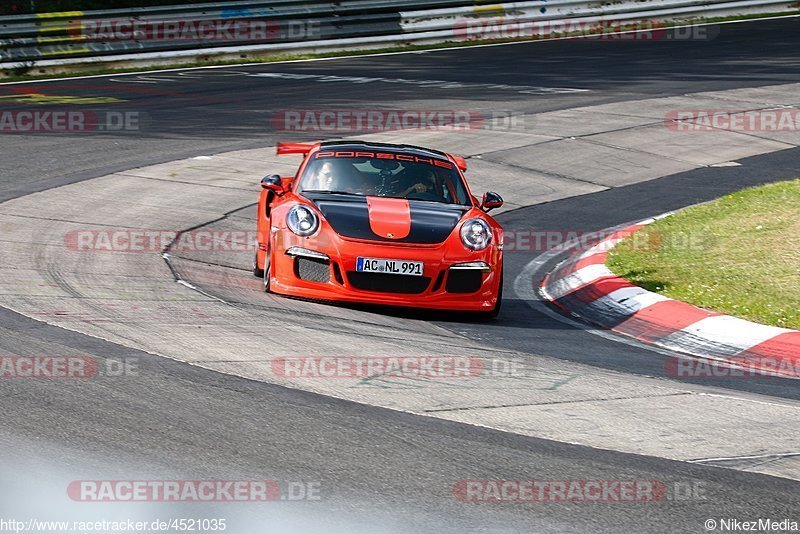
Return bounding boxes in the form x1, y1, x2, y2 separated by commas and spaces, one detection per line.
410, 169, 437, 194
313, 159, 365, 193
420, 170, 436, 190
314, 161, 336, 190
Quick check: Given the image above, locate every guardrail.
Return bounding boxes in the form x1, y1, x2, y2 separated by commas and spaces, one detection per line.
0, 1, 447, 62
1, 0, 797, 67
402, 0, 799, 33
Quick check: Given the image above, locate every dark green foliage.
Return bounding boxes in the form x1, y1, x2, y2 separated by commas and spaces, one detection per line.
1, 1, 245, 16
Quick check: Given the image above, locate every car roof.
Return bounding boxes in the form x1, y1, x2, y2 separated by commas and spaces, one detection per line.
318, 140, 450, 160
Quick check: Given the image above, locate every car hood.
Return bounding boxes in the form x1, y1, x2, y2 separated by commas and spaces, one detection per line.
304, 193, 469, 245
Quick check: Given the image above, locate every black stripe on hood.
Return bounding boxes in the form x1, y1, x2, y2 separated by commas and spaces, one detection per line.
306, 194, 468, 244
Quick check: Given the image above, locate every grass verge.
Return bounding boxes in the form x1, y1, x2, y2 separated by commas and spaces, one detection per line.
607, 179, 800, 329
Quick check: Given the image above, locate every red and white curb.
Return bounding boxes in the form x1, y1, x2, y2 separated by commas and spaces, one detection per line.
540, 218, 800, 378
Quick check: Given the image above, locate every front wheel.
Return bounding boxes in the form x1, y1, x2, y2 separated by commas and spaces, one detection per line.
263, 252, 272, 293
253, 250, 264, 278
478, 269, 503, 320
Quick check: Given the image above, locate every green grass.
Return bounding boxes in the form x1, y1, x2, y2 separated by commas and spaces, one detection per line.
607, 179, 800, 329
1, 11, 796, 82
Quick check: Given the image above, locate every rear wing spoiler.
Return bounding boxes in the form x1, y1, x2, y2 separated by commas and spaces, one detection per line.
276, 142, 317, 156
448, 154, 468, 172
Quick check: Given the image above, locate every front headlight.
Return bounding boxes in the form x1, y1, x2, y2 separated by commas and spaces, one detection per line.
286, 205, 319, 237
460, 218, 492, 251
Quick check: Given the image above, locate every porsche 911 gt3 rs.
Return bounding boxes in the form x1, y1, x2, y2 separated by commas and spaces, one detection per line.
254, 140, 504, 316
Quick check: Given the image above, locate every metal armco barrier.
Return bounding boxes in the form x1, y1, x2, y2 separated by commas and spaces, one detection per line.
1, 0, 798, 65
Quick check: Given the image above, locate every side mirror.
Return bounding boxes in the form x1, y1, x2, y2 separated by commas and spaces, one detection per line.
261, 174, 284, 195
481, 192, 503, 212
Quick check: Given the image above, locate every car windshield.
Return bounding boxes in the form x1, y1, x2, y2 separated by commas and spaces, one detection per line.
298, 150, 471, 205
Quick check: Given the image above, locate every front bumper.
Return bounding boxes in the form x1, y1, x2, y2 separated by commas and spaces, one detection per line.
268, 229, 502, 311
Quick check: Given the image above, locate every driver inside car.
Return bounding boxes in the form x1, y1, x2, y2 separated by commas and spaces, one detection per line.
314, 161, 336, 190
399, 169, 437, 198
312, 159, 372, 194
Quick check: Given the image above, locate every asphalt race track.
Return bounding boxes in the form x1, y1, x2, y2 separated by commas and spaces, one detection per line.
1, 17, 799, 533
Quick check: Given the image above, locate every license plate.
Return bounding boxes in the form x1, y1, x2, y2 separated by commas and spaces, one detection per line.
356, 257, 424, 276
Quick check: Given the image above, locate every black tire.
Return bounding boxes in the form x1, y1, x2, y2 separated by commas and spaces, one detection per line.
253, 251, 264, 278
479, 268, 503, 320
263, 252, 272, 293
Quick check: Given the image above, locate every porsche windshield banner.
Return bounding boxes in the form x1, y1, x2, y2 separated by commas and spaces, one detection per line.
314, 150, 454, 170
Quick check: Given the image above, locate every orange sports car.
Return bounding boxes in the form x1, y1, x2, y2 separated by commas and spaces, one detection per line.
254, 141, 504, 317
